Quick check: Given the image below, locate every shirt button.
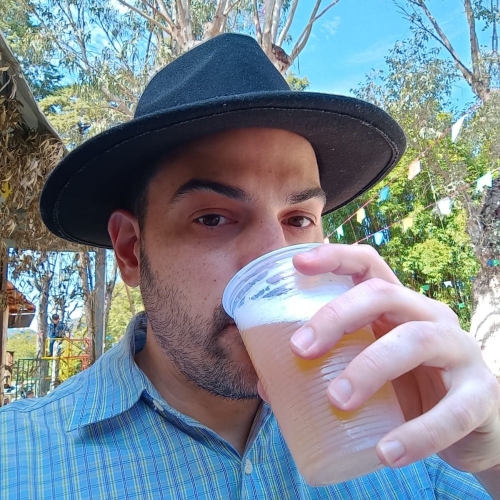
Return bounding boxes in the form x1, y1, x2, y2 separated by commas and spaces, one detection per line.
244, 459, 253, 475
153, 400, 163, 412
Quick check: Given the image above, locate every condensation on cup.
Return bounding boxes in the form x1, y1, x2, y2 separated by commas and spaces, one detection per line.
222, 243, 405, 485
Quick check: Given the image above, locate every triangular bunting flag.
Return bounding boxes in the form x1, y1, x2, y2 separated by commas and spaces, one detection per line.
379, 186, 390, 202
408, 160, 421, 180
323, 237, 330, 244
335, 225, 344, 238
402, 217, 414, 232
436, 197, 453, 216
422, 284, 430, 292
374, 231, 385, 245
443, 281, 453, 288
476, 171, 492, 193
451, 115, 466, 143
356, 208, 366, 224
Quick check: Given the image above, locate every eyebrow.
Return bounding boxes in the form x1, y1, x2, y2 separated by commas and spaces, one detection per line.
170, 178, 327, 207
287, 187, 327, 207
171, 179, 253, 204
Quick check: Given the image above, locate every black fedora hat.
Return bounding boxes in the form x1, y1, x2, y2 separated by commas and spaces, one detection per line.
40, 33, 406, 248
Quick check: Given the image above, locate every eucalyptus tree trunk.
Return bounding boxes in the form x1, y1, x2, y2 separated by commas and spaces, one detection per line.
468, 178, 500, 377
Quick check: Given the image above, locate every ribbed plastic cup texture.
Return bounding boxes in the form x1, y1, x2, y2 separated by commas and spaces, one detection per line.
223, 243, 405, 485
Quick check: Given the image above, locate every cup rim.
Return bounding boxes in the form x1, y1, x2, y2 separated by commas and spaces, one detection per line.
222, 243, 323, 317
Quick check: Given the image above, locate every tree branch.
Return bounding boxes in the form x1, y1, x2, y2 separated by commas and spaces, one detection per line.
290, 0, 340, 64
262, 0, 277, 54
270, 0, 283, 42
277, 0, 299, 46
464, 0, 482, 81
252, 0, 263, 44
206, 0, 230, 38
118, 0, 172, 37
176, 0, 194, 49
151, 0, 176, 29
409, 1, 475, 88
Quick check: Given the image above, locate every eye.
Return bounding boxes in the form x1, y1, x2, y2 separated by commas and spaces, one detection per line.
195, 214, 231, 227
285, 216, 314, 228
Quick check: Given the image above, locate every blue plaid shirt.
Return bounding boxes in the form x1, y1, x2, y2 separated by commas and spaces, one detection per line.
0, 313, 492, 499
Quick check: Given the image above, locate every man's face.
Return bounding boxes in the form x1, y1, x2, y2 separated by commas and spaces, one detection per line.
137, 128, 325, 400
52, 317, 59, 324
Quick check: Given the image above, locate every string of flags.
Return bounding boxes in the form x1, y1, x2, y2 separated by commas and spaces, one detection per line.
329, 167, 498, 243
332, 103, 481, 233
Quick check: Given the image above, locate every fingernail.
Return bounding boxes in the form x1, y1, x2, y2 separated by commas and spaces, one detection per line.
328, 378, 353, 407
291, 327, 315, 353
379, 440, 405, 465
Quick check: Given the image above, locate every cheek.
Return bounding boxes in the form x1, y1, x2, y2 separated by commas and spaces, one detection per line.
150, 244, 237, 304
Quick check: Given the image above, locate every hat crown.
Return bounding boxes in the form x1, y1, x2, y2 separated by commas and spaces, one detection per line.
135, 34, 290, 117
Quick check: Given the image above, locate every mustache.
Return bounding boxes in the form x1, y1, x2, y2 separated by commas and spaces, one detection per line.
212, 304, 236, 335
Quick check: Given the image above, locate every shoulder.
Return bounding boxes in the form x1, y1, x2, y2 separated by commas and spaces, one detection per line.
0, 368, 88, 439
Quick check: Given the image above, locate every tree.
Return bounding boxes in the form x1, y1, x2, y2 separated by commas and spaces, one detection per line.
15, 0, 339, 132
0, 0, 63, 100
3, 0, 335, 370
392, 0, 500, 375
6, 331, 38, 360
325, 26, 500, 375
106, 282, 144, 350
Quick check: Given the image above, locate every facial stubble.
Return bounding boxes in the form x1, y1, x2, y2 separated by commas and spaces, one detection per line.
139, 246, 259, 401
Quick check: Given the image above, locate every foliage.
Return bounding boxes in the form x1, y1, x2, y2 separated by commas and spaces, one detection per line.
6, 331, 38, 360
324, 34, 498, 330
286, 72, 310, 91
106, 281, 144, 350
0, 0, 63, 99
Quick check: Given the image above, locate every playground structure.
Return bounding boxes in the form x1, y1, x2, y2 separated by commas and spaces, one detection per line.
5, 336, 92, 400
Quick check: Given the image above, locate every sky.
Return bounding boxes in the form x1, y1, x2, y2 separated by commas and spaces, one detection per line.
284, 0, 487, 111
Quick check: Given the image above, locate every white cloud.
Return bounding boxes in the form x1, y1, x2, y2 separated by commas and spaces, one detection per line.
322, 16, 341, 37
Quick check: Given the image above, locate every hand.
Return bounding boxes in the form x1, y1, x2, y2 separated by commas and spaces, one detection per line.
285, 244, 500, 473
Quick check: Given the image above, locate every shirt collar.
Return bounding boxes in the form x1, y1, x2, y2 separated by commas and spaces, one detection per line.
67, 312, 151, 431
67, 312, 273, 438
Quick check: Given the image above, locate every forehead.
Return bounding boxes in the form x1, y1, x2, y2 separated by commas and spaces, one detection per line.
151, 128, 321, 189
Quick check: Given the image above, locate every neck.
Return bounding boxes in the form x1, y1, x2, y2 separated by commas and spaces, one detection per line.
134, 325, 261, 456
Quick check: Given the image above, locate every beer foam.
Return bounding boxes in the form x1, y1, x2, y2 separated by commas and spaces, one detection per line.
234, 289, 340, 330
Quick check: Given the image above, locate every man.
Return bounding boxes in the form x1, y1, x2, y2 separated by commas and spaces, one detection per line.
0, 34, 499, 499
47, 313, 65, 357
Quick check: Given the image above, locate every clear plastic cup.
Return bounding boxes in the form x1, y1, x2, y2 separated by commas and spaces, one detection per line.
222, 243, 405, 485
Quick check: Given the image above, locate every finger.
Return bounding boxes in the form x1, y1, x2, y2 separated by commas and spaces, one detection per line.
325, 321, 475, 411
293, 243, 401, 286
290, 278, 458, 358
376, 385, 493, 469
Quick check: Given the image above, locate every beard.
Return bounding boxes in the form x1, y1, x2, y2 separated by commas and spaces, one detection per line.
139, 247, 259, 400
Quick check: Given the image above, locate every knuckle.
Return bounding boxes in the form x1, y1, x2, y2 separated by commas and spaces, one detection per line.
416, 418, 446, 452
363, 277, 393, 296
407, 322, 437, 351
358, 345, 387, 374
438, 302, 459, 324
360, 244, 380, 260
318, 301, 345, 326
448, 403, 476, 435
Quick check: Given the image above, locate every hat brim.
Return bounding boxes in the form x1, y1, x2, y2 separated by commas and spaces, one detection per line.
40, 91, 406, 248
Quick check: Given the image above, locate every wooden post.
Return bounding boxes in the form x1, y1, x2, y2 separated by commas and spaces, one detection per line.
0, 249, 8, 407
94, 249, 106, 360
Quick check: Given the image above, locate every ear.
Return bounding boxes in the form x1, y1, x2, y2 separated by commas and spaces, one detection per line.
108, 210, 141, 287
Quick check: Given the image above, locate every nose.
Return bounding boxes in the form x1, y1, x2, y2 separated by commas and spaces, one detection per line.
237, 217, 289, 270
